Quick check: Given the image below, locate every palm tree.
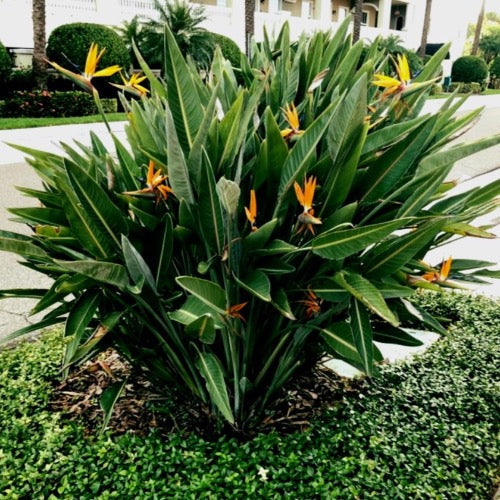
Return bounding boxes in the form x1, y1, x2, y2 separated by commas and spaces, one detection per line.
32, 0, 47, 89
418, 0, 432, 58
352, 0, 364, 43
244, 0, 255, 56
472, 0, 486, 56
145, 0, 214, 70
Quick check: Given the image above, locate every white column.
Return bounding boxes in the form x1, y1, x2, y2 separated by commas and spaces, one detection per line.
315, 0, 332, 24
230, 0, 246, 51
377, 0, 392, 30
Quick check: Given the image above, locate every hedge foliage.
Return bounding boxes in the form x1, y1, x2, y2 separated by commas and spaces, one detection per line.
210, 32, 242, 68
0, 90, 117, 118
451, 55, 489, 85
0, 292, 498, 498
46, 23, 131, 76
0, 41, 12, 87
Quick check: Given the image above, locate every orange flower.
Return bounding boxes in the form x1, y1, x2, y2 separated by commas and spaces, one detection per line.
226, 302, 248, 322
300, 288, 322, 318
422, 256, 453, 283
45, 42, 121, 94
124, 160, 174, 204
111, 72, 149, 97
244, 189, 257, 231
280, 102, 304, 141
294, 176, 322, 234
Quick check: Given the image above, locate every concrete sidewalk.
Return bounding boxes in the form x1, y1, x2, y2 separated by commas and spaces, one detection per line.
0, 95, 499, 343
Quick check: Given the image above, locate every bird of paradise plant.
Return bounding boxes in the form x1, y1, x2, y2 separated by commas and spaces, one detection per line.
1, 20, 499, 429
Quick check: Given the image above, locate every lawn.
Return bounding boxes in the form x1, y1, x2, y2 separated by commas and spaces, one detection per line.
0, 113, 126, 130
0, 292, 498, 498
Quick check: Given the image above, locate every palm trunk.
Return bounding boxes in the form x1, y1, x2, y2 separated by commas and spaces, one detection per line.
32, 0, 47, 89
245, 0, 255, 57
471, 0, 485, 56
418, 0, 432, 58
352, 0, 363, 44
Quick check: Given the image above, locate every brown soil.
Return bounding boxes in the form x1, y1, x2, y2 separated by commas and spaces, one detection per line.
50, 348, 363, 440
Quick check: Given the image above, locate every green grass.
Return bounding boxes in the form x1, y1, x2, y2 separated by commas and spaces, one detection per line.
0, 292, 498, 498
429, 88, 500, 99
0, 113, 126, 130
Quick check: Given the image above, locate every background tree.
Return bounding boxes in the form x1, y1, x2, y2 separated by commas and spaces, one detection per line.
418, 0, 432, 58
145, 0, 214, 71
472, 0, 485, 56
479, 25, 500, 63
244, 0, 255, 56
32, 0, 47, 89
352, 0, 363, 43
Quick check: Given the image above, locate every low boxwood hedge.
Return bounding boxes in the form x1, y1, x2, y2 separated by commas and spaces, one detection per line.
0, 292, 498, 498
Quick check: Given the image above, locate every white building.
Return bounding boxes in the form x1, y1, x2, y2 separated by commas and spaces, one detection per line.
0, 0, 467, 67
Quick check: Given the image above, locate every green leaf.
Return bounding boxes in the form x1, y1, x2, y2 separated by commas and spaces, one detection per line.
198, 156, 225, 254
0, 230, 47, 259
244, 219, 278, 252
163, 23, 203, 150
365, 218, 447, 278
100, 380, 127, 434
234, 270, 271, 302
176, 276, 226, 313
186, 315, 216, 344
195, 350, 234, 424
121, 235, 157, 292
333, 271, 399, 326
155, 215, 173, 289
9, 207, 67, 226
373, 325, 424, 347
169, 296, 223, 329
165, 104, 195, 205
312, 278, 350, 302
312, 219, 407, 260
55, 260, 129, 290
321, 321, 362, 366
271, 289, 296, 320
132, 39, 167, 98
350, 299, 374, 376
253, 239, 297, 256
442, 222, 496, 239
398, 299, 447, 335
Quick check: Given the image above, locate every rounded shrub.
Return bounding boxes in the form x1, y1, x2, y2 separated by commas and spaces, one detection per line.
0, 40, 12, 87
46, 23, 131, 75
210, 32, 242, 68
451, 55, 488, 84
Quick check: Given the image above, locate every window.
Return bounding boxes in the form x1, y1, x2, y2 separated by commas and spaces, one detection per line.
361, 11, 369, 26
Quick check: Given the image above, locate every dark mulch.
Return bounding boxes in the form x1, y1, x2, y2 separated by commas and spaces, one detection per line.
50, 349, 362, 440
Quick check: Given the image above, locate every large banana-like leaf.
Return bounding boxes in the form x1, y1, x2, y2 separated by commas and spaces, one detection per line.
9, 207, 67, 227
186, 315, 216, 345
350, 299, 374, 376
155, 215, 173, 290
373, 324, 424, 347
321, 321, 364, 369
163, 23, 204, 150
169, 296, 223, 329
176, 276, 226, 314
234, 270, 272, 302
333, 271, 399, 326
165, 104, 195, 205
312, 219, 407, 260
56, 260, 129, 290
0, 230, 47, 259
198, 155, 225, 254
195, 350, 234, 424
365, 218, 447, 278
122, 235, 157, 292
132, 39, 167, 99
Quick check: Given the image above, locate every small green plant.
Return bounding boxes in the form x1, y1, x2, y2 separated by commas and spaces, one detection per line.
451, 55, 489, 85
1, 19, 499, 429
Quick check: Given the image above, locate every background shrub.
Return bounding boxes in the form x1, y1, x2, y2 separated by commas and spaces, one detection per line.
0, 90, 116, 118
490, 56, 500, 88
210, 32, 242, 68
451, 55, 489, 85
46, 22, 131, 96
0, 40, 12, 89
429, 83, 443, 95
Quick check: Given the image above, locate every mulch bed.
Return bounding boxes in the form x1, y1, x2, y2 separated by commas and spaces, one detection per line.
50, 348, 363, 440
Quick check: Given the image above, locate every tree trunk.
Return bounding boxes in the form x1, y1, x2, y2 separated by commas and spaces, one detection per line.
32, 0, 47, 89
245, 0, 255, 57
418, 0, 432, 58
471, 0, 485, 56
352, 0, 363, 44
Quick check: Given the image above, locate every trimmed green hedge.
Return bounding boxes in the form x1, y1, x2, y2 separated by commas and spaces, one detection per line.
210, 32, 242, 68
0, 292, 498, 497
451, 55, 489, 86
0, 90, 117, 117
0, 41, 12, 87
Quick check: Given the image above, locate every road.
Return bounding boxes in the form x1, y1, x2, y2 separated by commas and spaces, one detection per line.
0, 98, 499, 343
